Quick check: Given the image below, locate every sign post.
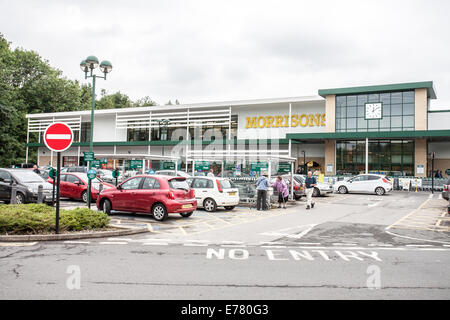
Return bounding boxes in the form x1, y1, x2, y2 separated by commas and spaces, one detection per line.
49, 167, 55, 206
112, 168, 120, 186
43, 123, 73, 234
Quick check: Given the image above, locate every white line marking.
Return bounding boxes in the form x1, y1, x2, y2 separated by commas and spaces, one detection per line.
368, 202, 381, 208
221, 241, 244, 244
385, 229, 450, 245
261, 245, 286, 248
438, 194, 443, 200
107, 238, 134, 241
142, 238, 173, 241
221, 244, 247, 248
444, 245, 450, 247
368, 244, 393, 247
405, 244, 434, 247
64, 241, 91, 244
332, 243, 357, 246
99, 242, 128, 245
419, 248, 447, 251
294, 243, 322, 245
428, 194, 434, 199
183, 243, 208, 247
0, 242, 38, 247
46, 134, 71, 139
142, 243, 168, 246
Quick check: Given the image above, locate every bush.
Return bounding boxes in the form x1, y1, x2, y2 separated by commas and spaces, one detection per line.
0, 204, 110, 235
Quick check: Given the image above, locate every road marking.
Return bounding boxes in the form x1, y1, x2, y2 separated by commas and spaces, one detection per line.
429, 194, 434, 199
385, 197, 431, 230
261, 245, 287, 248
221, 244, 247, 248
419, 248, 447, 251
293, 242, 322, 246
368, 244, 393, 247
183, 243, 208, 247
64, 241, 91, 244
385, 229, 450, 245
107, 238, 134, 241
260, 224, 317, 239
405, 244, 434, 247
142, 242, 168, 246
0, 242, 38, 247
438, 194, 443, 200
99, 242, 128, 245
332, 243, 358, 246
368, 202, 381, 208
178, 226, 187, 235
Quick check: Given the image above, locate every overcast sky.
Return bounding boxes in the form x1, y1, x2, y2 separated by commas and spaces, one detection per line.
1, 0, 449, 109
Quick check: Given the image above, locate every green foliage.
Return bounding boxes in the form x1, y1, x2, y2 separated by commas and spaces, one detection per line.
0, 33, 158, 167
0, 204, 110, 235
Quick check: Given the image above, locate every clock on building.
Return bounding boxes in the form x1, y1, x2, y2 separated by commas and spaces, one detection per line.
365, 103, 383, 119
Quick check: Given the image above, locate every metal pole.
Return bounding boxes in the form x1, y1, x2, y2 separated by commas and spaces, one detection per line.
365, 138, 369, 174
431, 156, 434, 194
56, 152, 61, 234
87, 75, 96, 209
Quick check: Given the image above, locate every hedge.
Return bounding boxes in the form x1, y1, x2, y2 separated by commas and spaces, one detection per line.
0, 204, 110, 235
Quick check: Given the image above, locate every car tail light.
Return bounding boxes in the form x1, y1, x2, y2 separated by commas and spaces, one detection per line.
444, 185, 449, 192
216, 180, 223, 193
189, 189, 195, 198
168, 191, 175, 200
382, 178, 390, 184
294, 185, 299, 191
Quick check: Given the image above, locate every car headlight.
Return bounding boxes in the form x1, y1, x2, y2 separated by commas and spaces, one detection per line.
27, 186, 35, 193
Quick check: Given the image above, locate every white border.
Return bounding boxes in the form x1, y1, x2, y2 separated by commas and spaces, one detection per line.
43, 122, 74, 152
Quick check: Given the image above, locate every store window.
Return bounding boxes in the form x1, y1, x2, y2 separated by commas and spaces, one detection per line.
335, 91, 415, 132
336, 140, 414, 176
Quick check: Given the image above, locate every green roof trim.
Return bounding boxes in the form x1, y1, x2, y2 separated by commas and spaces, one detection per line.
287, 130, 450, 140
428, 109, 450, 113
318, 81, 436, 99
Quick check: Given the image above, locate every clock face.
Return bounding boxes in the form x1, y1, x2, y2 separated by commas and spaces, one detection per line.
365, 103, 382, 119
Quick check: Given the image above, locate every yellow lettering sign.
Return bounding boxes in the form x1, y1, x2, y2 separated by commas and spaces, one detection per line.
245, 114, 326, 129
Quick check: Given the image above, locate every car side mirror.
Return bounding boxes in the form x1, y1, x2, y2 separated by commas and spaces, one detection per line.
4, 179, 12, 184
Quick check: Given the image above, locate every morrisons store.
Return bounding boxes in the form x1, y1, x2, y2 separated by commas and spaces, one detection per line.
26, 81, 450, 178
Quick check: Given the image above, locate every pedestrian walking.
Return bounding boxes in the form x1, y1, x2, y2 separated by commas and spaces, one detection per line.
32, 165, 41, 175
304, 171, 317, 210
207, 169, 215, 177
272, 176, 288, 209
256, 172, 270, 211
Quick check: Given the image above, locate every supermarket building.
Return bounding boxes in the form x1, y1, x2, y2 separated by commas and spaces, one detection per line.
26, 81, 450, 177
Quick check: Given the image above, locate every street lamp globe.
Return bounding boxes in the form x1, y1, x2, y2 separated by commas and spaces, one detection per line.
80, 59, 89, 73
85, 55, 99, 69
99, 60, 113, 74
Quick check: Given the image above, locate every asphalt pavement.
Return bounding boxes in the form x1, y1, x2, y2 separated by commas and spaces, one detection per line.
1, 191, 449, 299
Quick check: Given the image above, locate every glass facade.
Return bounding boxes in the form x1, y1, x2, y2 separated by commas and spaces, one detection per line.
336, 91, 415, 132
336, 140, 414, 176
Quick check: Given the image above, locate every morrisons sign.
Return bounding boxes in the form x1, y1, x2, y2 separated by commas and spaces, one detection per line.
245, 113, 326, 129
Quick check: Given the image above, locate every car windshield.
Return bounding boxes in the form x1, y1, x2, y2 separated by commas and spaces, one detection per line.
168, 179, 189, 190
219, 179, 236, 189
12, 171, 45, 183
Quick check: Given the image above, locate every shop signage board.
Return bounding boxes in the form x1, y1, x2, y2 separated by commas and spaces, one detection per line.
83, 152, 95, 162
225, 163, 236, 170
130, 160, 143, 169
163, 162, 176, 170
250, 162, 268, 172
278, 163, 291, 173
87, 169, 97, 180
195, 161, 210, 171
416, 164, 424, 175
91, 160, 101, 168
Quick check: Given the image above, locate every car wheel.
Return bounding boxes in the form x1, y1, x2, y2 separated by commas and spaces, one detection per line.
152, 203, 168, 221
81, 191, 88, 203
224, 206, 235, 210
102, 199, 112, 215
338, 186, 348, 194
203, 198, 217, 212
15, 193, 25, 204
180, 211, 193, 218
313, 187, 320, 197
375, 187, 385, 196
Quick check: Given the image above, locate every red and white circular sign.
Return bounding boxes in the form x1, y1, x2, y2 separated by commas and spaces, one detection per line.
44, 122, 74, 152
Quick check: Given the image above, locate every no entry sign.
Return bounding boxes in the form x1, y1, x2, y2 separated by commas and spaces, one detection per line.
44, 122, 74, 152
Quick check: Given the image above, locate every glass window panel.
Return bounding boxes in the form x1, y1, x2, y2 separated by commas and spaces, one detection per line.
391, 92, 402, 104
357, 106, 364, 117
403, 155, 413, 164
347, 118, 356, 129
403, 115, 414, 128
357, 95, 368, 105
403, 127, 414, 131
347, 95, 357, 106
383, 104, 391, 116
391, 104, 402, 116
347, 107, 357, 117
368, 119, 379, 129
403, 91, 415, 103
357, 118, 367, 129
380, 117, 390, 129
391, 155, 402, 163
336, 96, 346, 107
380, 93, 390, 104
403, 103, 414, 115
339, 106, 346, 118
368, 94, 379, 102
391, 116, 402, 127
390, 127, 402, 131
336, 108, 341, 118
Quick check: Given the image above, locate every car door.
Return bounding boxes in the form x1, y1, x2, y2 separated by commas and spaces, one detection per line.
64, 174, 83, 199
351, 175, 370, 192
0, 171, 12, 200
57, 174, 70, 198
134, 177, 162, 212
113, 177, 144, 211
191, 178, 213, 206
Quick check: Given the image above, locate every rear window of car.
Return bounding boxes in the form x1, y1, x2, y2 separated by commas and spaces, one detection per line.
368, 175, 381, 181
219, 179, 236, 189
169, 179, 190, 190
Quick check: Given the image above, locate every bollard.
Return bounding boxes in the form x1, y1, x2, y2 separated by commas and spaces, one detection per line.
37, 185, 44, 204
10, 182, 17, 204
99, 183, 103, 194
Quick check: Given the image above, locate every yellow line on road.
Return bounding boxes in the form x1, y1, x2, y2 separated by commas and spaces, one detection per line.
178, 226, 187, 235
385, 198, 431, 230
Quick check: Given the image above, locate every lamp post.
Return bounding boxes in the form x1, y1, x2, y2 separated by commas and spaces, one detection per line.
80, 56, 113, 208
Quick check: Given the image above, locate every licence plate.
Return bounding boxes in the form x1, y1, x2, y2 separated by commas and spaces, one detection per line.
228, 192, 236, 196
182, 204, 192, 209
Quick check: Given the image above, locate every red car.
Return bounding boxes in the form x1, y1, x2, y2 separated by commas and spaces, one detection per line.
47, 172, 114, 202
96, 175, 197, 221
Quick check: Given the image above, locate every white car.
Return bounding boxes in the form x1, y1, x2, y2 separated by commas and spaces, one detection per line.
334, 174, 392, 196
154, 170, 191, 178
187, 176, 239, 212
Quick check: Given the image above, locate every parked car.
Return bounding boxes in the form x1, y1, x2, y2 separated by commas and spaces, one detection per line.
154, 170, 191, 178
334, 174, 392, 196
96, 169, 123, 184
47, 172, 114, 202
96, 175, 197, 221
0, 169, 54, 204
65, 166, 88, 173
442, 177, 449, 201
187, 176, 239, 212
297, 174, 334, 197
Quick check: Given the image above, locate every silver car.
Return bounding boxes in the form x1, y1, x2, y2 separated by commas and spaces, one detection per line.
297, 174, 334, 197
